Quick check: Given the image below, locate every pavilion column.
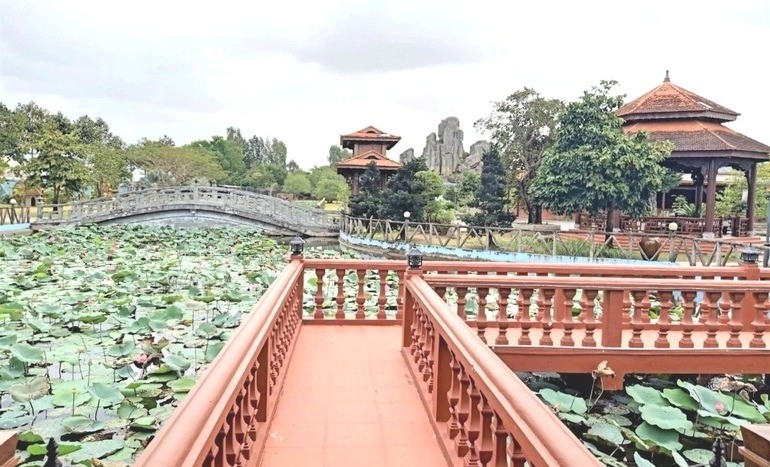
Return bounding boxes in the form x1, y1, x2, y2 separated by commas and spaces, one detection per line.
704, 160, 718, 236
692, 169, 704, 216
746, 163, 757, 234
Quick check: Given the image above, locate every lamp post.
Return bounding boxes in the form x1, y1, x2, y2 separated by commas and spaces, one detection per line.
407, 246, 423, 270
668, 221, 678, 263
403, 211, 411, 242
9, 198, 17, 224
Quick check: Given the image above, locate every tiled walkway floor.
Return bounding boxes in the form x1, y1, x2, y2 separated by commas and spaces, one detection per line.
259, 325, 448, 467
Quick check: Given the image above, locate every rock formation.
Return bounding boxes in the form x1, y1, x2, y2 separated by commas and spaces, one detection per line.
399, 148, 415, 164
459, 140, 489, 172
421, 117, 465, 176
399, 117, 489, 176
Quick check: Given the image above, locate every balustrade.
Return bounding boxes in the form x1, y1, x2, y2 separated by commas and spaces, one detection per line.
0, 206, 30, 225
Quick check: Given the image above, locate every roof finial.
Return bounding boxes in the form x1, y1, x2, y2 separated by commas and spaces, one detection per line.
664, 70, 670, 82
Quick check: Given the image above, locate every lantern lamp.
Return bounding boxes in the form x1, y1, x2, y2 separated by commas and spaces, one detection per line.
290, 235, 305, 256
407, 246, 423, 270
741, 246, 760, 264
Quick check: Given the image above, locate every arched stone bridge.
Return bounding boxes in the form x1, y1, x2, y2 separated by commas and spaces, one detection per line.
31, 186, 339, 237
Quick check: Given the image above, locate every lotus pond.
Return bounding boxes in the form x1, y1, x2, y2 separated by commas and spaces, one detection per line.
0, 226, 766, 466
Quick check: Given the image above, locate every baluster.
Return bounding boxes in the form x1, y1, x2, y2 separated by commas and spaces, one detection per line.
495, 288, 511, 345
518, 288, 533, 346
377, 270, 387, 319
539, 288, 555, 346
581, 289, 598, 347
465, 381, 482, 466
455, 367, 471, 457
335, 269, 345, 319
313, 269, 325, 319
726, 291, 744, 348
629, 290, 647, 348
655, 291, 673, 348
622, 290, 632, 325
718, 292, 731, 325
447, 352, 462, 441
396, 270, 405, 321
678, 290, 697, 348
477, 396, 494, 466
410, 302, 422, 361
560, 288, 577, 346
457, 287, 469, 321
534, 274, 545, 321
509, 437, 526, 467
750, 291, 768, 348
703, 291, 721, 348
423, 317, 435, 393
355, 269, 366, 319
490, 413, 509, 467
641, 292, 652, 323
477, 288, 489, 344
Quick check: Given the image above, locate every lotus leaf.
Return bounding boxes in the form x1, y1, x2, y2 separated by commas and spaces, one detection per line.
66, 439, 124, 463
538, 388, 587, 414
678, 380, 765, 422
626, 385, 668, 407
635, 421, 682, 451
107, 341, 135, 357
639, 404, 693, 431
633, 452, 656, 467
585, 422, 624, 446
9, 376, 49, 403
88, 382, 125, 405
27, 442, 81, 456
11, 342, 44, 363
205, 342, 226, 362
168, 377, 196, 393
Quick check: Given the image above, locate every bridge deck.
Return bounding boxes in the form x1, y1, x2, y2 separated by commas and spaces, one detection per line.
260, 326, 448, 467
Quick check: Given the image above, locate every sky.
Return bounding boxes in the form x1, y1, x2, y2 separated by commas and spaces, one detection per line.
1, 1, 769, 169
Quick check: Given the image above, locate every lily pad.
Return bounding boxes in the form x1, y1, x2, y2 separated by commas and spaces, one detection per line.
88, 382, 125, 406
538, 388, 587, 414
635, 421, 682, 451
11, 342, 45, 363
168, 377, 196, 393
626, 385, 668, 407
639, 404, 693, 431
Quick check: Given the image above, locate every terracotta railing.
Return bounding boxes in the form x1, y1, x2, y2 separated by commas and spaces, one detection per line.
135, 258, 304, 467
404, 270, 600, 466
0, 432, 18, 466
341, 215, 764, 266
0, 206, 30, 225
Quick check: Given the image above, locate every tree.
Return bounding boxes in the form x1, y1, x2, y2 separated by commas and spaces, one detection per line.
128, 143, 226, 186
464, 146, 515, 227
530, 81, 675, 233
190, 136, 246, 185
282, 172, 312, 197
312, 178, 349, 202
415, 170, 445, 222
89, 145, 129, 197
349, 162, 383, 218
23, 124, 90, 204
309, 166, 338, 186
244, 136, 266, 168
328, 145, 352, 166
475, 88, 564, 224
286, 160, 300, 172
264, 138, 287, 166
379, 158, 429, 221
243, 165, 278, 190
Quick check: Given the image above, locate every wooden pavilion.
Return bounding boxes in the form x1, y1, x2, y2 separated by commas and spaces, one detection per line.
336, 126, 403, 194
619, 71, 770, 236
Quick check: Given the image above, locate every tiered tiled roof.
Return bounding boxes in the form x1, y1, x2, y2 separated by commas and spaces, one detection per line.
620, 72, 769, 159
340, 126, 401, 150
335, 150, 402, 170
618, 72, 739, 123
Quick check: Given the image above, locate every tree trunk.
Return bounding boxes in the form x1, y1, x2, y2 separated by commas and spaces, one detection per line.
604, 205, 615, 247
53, 186, 61, 213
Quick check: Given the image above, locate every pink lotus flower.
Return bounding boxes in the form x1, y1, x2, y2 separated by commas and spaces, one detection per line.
134, 353, 150, 365
715, 401, 726, 413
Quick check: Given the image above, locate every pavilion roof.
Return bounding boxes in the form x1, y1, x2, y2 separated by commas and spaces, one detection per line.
340, 126, 401, 150
335, 150, 403, 171
623, 120, 770, 157
617, 72, 739, 123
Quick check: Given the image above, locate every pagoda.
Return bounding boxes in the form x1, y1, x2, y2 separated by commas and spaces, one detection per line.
336, 126, 403, 194
619, 71, 770, 235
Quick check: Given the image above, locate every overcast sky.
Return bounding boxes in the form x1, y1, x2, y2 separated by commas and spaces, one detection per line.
1, 1, 768, 169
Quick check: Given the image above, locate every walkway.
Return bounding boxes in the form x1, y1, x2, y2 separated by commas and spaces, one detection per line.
260, 326, 448, 467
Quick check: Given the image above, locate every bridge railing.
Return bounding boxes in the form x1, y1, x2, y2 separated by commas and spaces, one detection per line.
0, 206, 30, 226
135, 258, 304, 466
33, 186, 337, 232
341, 215, 767, 266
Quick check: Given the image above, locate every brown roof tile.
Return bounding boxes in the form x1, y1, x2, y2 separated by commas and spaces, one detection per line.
624, 120, 770, 156
618, 76, 739, 122
335, 150, 403, 170
340, 126, 401, 150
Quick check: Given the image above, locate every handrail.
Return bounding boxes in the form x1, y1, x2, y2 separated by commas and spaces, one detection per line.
32, 186, 336, 232
136, 259, 303, 466
341, 214, 766, 266
0, 206, 30, 225
406, 274, 600, 466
